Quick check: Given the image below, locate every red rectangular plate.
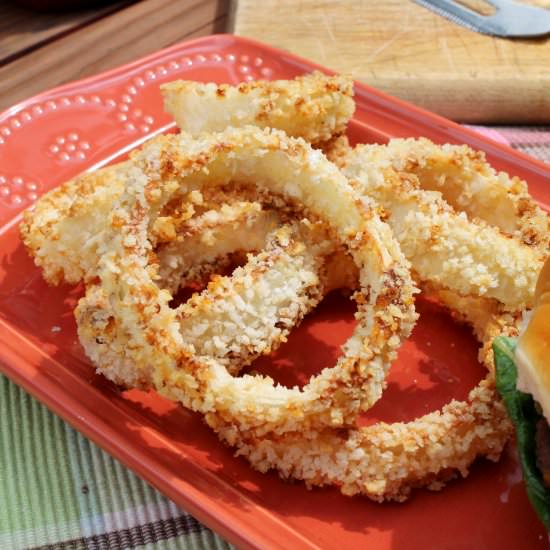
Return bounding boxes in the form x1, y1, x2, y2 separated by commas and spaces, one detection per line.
0, 35, 549, 549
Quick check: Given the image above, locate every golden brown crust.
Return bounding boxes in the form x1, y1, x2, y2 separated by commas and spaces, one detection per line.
373, 137, 550, 259
342, 145, 543, 310
77, 126, 416, 439
20, 162, 129, 285
161, 71, 355, 144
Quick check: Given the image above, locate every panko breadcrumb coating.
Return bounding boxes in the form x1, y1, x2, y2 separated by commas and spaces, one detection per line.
78, 217, 350, 384
81, 125, 416, 438
375, 137, 550, 258
20, 162, 129, 285
156, 201, 281, 294
204, 227, 524, 503
21, 72, 353, 287
211, 376, 511, 502
342, 146, 543, 310
161, 71, 355, 144
317, 134, 352, 165
197, 173, 528, 501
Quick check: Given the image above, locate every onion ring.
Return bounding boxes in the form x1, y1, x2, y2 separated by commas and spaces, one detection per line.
209, 291, 516, 502
161, 71, 355, 144
76, 201, 291, 385
78, 214, 354, 385
369, 137, 550, 257
87, 125, 416, 437
21, 72, 354, 286
201, 167, 531, 501
341, 146, 542, 310
178, 146, 526, 498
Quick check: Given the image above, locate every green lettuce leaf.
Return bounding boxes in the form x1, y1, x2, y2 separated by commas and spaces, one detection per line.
493, 336, 550, 531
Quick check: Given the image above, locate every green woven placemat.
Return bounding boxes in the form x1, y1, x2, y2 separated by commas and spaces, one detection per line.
0, 375, 231, 550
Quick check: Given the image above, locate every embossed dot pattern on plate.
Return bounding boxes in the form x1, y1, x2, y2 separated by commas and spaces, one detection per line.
0, 45, 273, 210
0, 175, 42, 207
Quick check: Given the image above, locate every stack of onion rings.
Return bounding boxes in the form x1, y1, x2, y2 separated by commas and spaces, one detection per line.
20, 72, 548, 502
76, 126, 417, 439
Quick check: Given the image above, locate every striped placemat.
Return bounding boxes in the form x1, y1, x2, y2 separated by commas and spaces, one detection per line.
0, 379, 231, 550
1, 125, 549, 549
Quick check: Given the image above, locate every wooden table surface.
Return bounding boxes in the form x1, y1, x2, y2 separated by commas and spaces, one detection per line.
232, 0, 550, 124
0, 0, 229, 112
3, 0, 549, 123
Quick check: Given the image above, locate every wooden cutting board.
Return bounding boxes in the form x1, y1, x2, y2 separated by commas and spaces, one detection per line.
231, 0, 550, 123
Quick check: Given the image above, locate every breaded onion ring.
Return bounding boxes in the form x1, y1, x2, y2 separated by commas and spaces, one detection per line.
87, 188, 516, 501
21, 73, 353, 286
77, 204, 355, 390
161, 71, 355, 144
208, 290, 516, 502
342, 146, 542, 310
371, 137, 550, 257
196, 186, 526, 501
85, 126, 416, 437
78, 229, 319, 385
156, 200, 281, 294
78, 215, 351, 384
20, 162, 129, 285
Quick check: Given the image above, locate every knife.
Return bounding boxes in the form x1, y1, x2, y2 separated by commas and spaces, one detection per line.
413, 0, 550, 37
